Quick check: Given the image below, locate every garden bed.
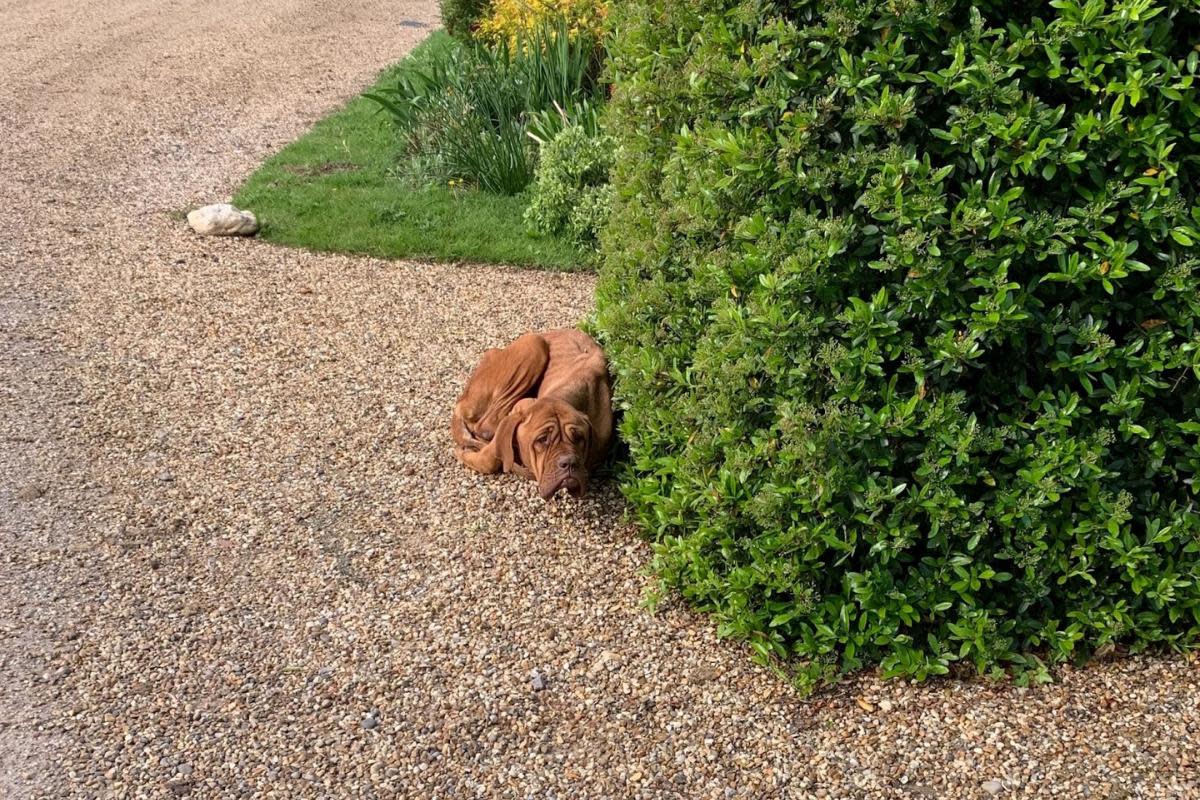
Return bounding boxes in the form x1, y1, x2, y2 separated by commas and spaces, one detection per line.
234, 32, 588, 271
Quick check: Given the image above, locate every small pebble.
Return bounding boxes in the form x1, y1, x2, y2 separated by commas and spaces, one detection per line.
15, 484, 45, 501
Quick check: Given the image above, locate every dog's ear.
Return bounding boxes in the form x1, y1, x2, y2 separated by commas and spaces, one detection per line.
495, 399, 534, 479
582, 414, 605, 468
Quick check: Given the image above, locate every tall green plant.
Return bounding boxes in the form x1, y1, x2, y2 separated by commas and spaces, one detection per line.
597, 0, 1200, 688
367, 21, 605, 195
519, 21, 603, 111
526, 98, 605, 147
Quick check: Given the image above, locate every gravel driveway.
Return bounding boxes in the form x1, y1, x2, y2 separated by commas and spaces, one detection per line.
1, 1, 1197, 798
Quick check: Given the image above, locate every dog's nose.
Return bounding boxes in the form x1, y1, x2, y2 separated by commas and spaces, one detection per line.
556, 453, 578, 470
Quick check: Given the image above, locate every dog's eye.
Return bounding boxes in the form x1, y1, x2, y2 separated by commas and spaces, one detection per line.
570, 429, 583, 443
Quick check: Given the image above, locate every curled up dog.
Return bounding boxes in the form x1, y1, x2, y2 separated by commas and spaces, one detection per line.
451, 329, 613, 499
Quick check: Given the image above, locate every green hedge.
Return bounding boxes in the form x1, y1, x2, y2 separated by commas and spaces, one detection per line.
441, 0, 490, 40
596, 0, 1200, 686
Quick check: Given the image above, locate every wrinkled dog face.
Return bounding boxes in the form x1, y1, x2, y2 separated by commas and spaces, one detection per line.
512, 399, 592, 499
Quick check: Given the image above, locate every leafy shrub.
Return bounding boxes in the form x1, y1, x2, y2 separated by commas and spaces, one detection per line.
596, 0, 1200, 687
367, 23, 605, 194
566, 179, 615, 244
526, 124, 615, 244
441, 0, 491, 40
478, 0, 608, 49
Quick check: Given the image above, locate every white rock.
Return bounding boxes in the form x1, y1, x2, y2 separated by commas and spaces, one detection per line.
981, 780, 1005, 795
187, 203, 258, 236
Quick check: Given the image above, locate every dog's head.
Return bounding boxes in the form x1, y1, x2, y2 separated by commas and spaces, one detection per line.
494, 397, 593, 499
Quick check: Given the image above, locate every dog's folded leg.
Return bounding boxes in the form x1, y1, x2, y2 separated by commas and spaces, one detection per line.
451, 332, 550, 449
456, 442, 502, 474
456, 399, 534, 478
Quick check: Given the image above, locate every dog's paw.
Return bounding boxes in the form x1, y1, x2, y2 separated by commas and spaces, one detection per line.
455, 444, 483, 463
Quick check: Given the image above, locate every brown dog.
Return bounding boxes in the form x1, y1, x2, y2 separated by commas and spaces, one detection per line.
452, 329, 612, 498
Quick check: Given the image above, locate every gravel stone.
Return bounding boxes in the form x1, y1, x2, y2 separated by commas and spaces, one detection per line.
982, 779, 1006, 795
2, 2, 1199, 799
15, 484, 45, 501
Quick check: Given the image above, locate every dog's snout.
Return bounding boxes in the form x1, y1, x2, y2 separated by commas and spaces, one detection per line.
556, 453, 578, 470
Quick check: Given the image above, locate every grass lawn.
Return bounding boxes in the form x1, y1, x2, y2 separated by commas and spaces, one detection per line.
233, 32, 587, 271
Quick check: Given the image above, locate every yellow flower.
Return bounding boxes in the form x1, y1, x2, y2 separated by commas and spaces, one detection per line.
477, 0, 608, 49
